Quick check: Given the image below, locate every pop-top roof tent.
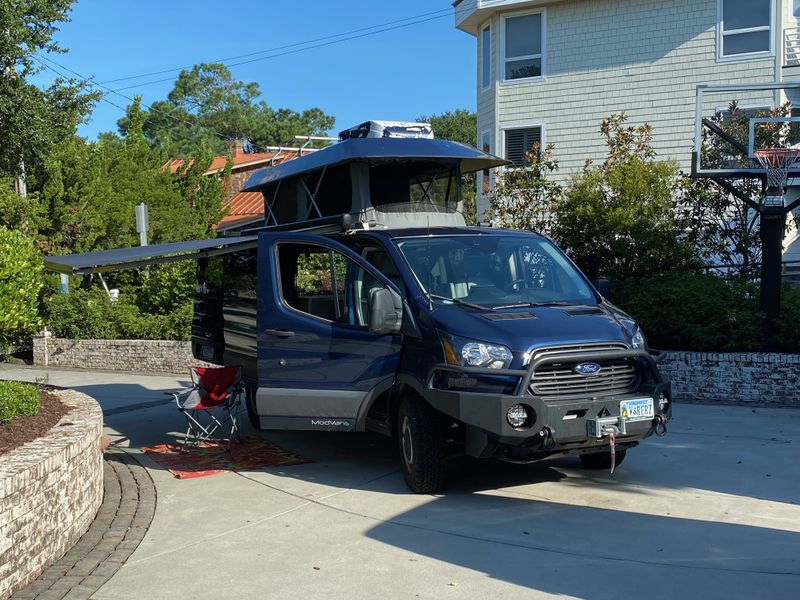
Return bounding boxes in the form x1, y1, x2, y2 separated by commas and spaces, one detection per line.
44, 121, 508, 275
241, 120, 508, 232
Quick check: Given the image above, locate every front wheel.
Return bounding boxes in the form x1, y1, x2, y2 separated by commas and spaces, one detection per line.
396, 396, 445, 493
578, 448, 627, 470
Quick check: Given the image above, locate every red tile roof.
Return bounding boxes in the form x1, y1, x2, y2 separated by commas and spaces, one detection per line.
216, 191, 264, 231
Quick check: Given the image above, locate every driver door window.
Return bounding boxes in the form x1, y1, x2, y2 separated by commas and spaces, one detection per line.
278, 242, 385, 328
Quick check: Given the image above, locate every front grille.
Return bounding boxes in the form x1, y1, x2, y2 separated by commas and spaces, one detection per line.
527, 343, 639, 398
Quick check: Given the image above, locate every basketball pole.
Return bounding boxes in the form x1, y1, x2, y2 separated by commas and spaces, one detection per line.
759, 198, 784, 351
712, 176, 793, 352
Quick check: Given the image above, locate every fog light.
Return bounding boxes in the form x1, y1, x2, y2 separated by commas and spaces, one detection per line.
658, 392, 669, 411
507, 404, 531, 429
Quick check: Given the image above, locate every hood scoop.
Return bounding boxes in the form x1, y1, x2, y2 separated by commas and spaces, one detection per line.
562, 306, 605, 317
484, 312, 536, 321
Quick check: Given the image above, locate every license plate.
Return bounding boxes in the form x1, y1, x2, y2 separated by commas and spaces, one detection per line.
620, 398, 654, 422
200, 345, 215, 361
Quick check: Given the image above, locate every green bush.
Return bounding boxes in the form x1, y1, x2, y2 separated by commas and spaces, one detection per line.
614, 272, 764, 352
0, 227, 44, 344
778, 286, 800, 353
0, 380, 40, 424
44, 288, 191, 341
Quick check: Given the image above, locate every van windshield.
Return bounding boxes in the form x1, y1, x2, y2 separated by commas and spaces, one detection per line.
394, 234, 597, 309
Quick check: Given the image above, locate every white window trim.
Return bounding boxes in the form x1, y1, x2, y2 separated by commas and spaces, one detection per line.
501, 122, 545, 169
481, 22, 492, 92
480, 129, 492, 196
500, 8, 546, 85
716, 0, 775, 62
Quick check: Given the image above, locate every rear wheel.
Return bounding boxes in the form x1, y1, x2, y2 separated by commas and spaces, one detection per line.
396, 396, 445, 493
579, 448, 627, 470
245, 387, 262, 430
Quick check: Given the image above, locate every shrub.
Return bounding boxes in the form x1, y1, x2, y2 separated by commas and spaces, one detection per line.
554, 114, 694, 282
44, 288, 191, 341
0, 227, 44, 344
0, 380, 40, 424
778, 286, 800, 353
614, 272, 764, 352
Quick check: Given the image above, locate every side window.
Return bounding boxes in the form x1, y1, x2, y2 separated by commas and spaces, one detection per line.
278, 242, 386, 328
224, 249, 258, 303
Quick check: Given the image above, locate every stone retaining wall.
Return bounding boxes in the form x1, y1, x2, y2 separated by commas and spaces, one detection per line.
33, 333, 211, 374
0, 389, 104, 599
659, 351, 800, 407
30, 336, 800, 406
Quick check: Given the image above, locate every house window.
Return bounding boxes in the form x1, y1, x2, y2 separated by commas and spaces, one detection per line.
504, 127, 541, 167
719, 0, 772, 58
481, 131, 492, 194
481, 25, 491, 89
503, 12, 544, 81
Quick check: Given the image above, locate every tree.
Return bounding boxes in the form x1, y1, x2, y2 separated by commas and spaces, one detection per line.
0, 227, 43, 345
119, 63, 335, 157
0, 0, 98, 177
554, 114, 693, 282
418, 110, 479, 224
39, 98, 225, 255
485, 143, 562, 236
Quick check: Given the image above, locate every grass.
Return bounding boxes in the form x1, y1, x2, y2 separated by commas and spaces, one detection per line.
0, 380, 40, 424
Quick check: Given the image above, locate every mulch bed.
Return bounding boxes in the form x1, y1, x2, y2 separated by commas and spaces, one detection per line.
0, 389, 71, 455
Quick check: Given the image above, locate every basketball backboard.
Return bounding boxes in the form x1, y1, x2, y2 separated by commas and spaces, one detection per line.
692, 81, 800, 180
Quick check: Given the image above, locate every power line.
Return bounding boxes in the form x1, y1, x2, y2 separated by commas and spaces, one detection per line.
35, 55, 238, 145
99, 7, 453, 85
110, 12, 451, 92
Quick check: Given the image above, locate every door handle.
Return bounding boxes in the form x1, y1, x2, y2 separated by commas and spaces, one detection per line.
264, 329, 295, 338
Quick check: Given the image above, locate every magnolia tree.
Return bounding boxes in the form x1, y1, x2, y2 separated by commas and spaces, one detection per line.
485, 143, 562, 237
0, 227, 44, 347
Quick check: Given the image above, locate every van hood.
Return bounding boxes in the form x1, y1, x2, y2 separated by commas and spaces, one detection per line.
429, 303, 634, 355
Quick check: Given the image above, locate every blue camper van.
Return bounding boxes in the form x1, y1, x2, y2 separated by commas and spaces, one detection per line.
47, 121, 671, 493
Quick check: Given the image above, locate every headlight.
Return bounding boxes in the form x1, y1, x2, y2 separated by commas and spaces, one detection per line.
440, 333, 513, 369
631, 327, 647, 350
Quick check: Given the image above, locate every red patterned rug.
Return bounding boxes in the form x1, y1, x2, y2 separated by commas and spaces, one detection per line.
143, 437, 313, 479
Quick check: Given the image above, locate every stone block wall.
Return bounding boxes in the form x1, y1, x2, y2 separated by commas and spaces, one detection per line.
0, 389, 104, 599
660, 351, 800, 407
33, 334, 213, 375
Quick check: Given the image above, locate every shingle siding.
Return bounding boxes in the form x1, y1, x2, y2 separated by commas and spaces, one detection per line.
481, 0, 777, 186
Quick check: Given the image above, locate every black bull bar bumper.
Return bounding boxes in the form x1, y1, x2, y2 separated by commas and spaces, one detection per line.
424, 348, 672, 458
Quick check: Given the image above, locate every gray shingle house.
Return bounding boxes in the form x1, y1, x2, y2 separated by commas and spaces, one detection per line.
454, 0, 800, 267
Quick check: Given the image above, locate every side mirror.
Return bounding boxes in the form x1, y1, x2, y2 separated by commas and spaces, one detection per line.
370, 288, 402, 334
595, 278, 613, 302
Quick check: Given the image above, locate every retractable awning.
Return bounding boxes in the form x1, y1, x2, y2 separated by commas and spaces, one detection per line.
44, 236, 258, 275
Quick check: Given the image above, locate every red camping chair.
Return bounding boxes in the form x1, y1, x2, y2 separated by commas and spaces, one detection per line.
169, 366, 244, 451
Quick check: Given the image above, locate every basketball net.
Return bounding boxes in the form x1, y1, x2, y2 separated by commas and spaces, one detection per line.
754, 148, 800, 207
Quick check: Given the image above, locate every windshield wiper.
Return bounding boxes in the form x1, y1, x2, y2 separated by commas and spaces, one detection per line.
491, 301, 573, 310
429, 293, 488, 311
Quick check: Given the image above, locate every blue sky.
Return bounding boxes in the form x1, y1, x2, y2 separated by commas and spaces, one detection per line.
38, 0, 477, 142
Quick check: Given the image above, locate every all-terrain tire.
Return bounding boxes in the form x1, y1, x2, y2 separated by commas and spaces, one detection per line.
578, 448, 627, 470
245, 387, 262, 430
397, 396, 445, 493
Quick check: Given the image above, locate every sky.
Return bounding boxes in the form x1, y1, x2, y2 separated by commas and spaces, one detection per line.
37, 0, 478, 142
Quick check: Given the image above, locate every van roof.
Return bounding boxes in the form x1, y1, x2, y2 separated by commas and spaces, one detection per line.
242, 137, 508, 191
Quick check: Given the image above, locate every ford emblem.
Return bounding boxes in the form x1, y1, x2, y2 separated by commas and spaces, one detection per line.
574, 362, 602, 376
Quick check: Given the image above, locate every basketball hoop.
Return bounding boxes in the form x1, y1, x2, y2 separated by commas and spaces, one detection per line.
754, 148, 800, 191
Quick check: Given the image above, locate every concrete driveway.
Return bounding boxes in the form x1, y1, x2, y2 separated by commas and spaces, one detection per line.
3, 365, 799, 599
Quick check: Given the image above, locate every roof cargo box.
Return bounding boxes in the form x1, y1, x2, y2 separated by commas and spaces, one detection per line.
338, 121, 434, 141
